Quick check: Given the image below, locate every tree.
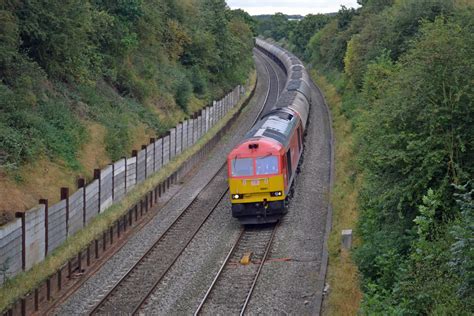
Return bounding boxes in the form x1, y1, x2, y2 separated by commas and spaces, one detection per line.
17, 0, 98, 82
289, 14, 329, 58
355, 15, 474, 312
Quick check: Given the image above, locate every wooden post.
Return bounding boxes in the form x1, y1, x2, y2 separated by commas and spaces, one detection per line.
57, 270, 61, 291
95, 239, 99, 259
34, 289, 39, 311
20, 298, 25, 316
47, 277, 51, 300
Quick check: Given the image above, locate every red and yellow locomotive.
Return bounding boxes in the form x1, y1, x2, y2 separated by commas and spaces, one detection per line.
228, 107, 307, 224
228, 38, 311, 224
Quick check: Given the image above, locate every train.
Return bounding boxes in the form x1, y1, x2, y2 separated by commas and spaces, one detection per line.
227, 38, 312, 224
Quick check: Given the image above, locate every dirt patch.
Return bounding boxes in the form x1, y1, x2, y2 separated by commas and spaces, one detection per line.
78, 122, 110, 180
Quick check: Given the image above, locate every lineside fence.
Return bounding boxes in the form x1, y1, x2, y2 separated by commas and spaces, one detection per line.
0, 86, 244, 286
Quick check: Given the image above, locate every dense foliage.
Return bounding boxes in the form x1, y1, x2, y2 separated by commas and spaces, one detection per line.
0, 0, 254, 170
261, 0, 473, 313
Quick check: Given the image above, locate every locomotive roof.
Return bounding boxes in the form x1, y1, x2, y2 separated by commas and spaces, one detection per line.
244, 109, 298, 148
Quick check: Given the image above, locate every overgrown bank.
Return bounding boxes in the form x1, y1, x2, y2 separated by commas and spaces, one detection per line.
311, 71, 361, 315
0, 0, 255, 216
260, 0, 473, 314
0, 71, 257, 312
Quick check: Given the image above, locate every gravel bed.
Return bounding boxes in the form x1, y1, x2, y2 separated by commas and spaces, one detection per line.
92, 167, 230, 314
196, 225, 276, 315
140, 188, 241, 314
244, 73, 333, 315
136, 54, 292, 315
137, 56, 332, 315
53, 54, 271, 315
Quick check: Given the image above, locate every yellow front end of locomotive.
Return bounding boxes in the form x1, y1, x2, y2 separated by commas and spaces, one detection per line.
228, 174, 286, 204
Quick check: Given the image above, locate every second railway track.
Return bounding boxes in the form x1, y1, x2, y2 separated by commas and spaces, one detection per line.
90, 167, 230, 315
88, 49, 284, 315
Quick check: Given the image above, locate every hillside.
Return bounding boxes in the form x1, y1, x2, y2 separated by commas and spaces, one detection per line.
259, 0, 473, 314
0, 0, 255, 221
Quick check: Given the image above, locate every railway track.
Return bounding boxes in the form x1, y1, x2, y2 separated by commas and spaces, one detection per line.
194, 224, 278, 315
89, 168, 229, 315
254, 49, 283, 115
88, 50, 284, 315
191, 52, 287, 315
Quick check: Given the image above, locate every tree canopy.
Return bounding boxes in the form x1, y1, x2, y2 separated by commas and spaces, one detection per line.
258, 1, 474, 313
0, 0, 255, 170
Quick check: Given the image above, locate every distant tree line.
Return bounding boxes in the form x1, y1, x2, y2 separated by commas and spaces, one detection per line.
259, 0, 473, 314
0, 0, 254, 171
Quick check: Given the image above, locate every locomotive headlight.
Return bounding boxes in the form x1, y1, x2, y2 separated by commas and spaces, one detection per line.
270, 191, 282, 197
232, 194, 240, 199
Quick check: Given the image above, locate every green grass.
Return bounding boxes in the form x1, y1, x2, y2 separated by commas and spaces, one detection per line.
310, 70, 362, 315
0, 71, 256, 312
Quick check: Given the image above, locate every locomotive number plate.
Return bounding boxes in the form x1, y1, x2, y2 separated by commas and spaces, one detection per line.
251, 179, 260, 186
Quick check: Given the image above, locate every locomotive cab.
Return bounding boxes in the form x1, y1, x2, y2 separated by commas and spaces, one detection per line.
227, 138, 288, 224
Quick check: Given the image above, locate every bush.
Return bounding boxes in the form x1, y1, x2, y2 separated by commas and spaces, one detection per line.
175, 77, 192, 112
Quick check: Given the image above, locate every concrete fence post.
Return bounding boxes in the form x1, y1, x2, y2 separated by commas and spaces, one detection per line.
342, 229, 353, 249
39, 199, 48, 256
61, 187, 69, 237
